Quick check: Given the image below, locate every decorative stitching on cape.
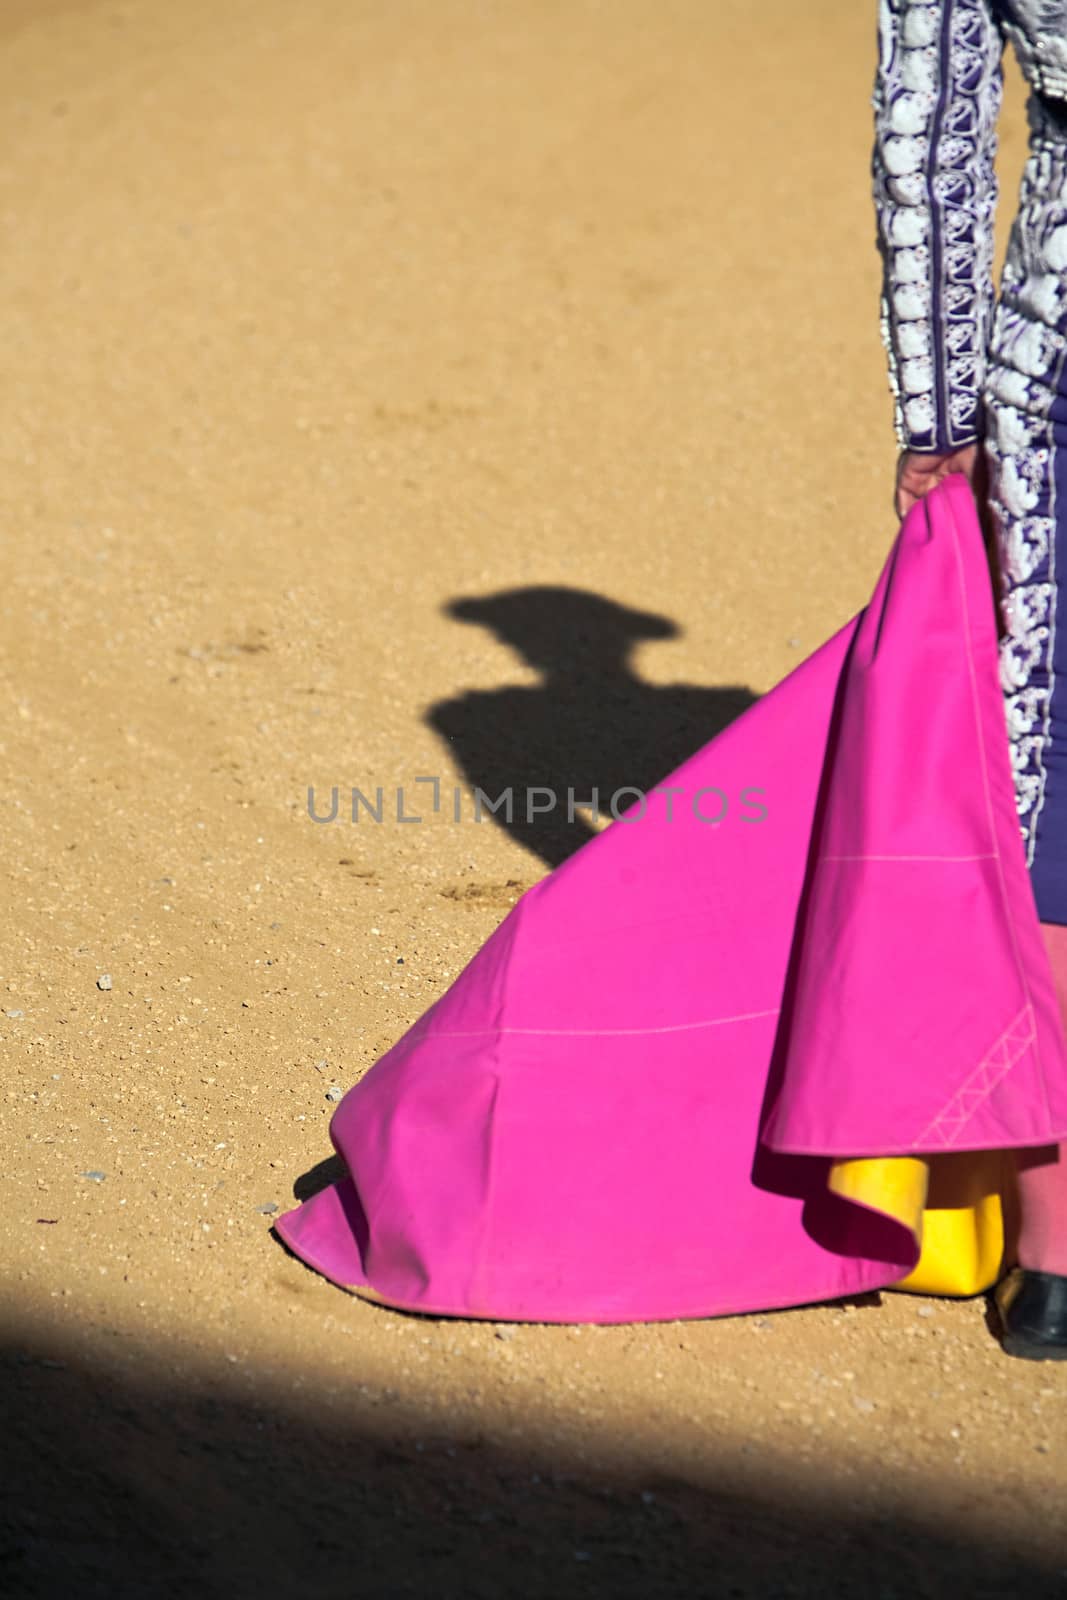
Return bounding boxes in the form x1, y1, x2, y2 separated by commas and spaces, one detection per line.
913, 1004, 1036, 1144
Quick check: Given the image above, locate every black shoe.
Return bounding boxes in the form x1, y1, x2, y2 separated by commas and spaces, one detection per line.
995, 1267, 1067, 1360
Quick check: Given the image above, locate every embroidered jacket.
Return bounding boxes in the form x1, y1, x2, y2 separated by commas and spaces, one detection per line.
873, 1, 1067, 454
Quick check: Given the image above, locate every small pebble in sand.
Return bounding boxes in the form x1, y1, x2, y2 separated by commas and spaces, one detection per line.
5, 1008, 24, 1019
96, 974, 112, 991
494, 1324, 517, 1342
254, 1202, 279, 1215
325, 1086, 343, 1102
787, 637, 801, 648
80, 1170, 106, 1183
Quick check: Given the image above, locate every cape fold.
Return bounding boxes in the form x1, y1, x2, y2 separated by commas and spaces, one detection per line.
276, 478, 1067, 1321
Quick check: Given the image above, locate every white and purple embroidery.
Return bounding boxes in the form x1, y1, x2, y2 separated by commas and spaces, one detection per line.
985, 112, 1067, 861
873, 0, 1004, 453
874, 1, 1067, 878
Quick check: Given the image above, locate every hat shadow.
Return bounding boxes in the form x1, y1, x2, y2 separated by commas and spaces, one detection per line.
427, 585, 758, 870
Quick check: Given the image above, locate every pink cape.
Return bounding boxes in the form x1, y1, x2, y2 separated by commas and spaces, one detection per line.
277, 478, 1067, 1321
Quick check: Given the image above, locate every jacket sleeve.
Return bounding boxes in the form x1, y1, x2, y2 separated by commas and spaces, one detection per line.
872, 0, 1004, 454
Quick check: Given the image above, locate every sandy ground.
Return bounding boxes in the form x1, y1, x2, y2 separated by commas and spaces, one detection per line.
2, 2, 1065, 1596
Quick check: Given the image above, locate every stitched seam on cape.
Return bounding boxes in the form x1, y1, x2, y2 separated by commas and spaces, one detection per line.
412, 1008, 780, 1041
468, 1064, 503, 1314
946, 489, 1050, 1124
818, 853, 996, 862
913, 1003, 1035, 1147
